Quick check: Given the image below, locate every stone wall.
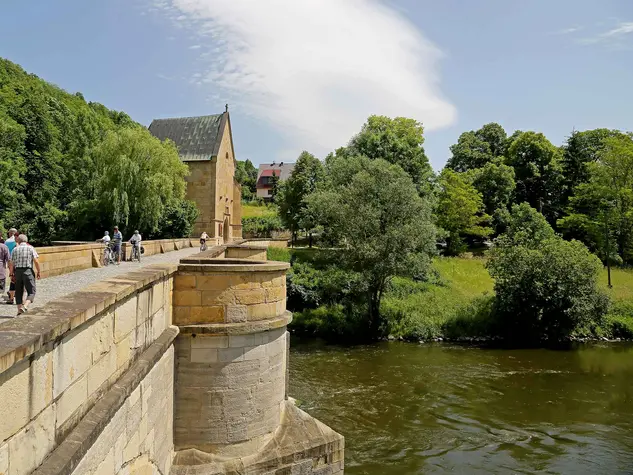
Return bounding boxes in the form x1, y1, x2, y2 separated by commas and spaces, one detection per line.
186, 160, 217, 238
0, 264, 177, 475
37, 238, 194, 279
242, 239, 288, 249
224, 245, 267, 261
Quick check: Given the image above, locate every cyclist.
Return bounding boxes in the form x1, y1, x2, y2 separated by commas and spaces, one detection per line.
200, 231, 209, 251
129, 230, 142, 262
99, 231, 111, 243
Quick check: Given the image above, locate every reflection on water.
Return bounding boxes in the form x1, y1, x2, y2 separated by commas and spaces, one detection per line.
289, 341, 633, 474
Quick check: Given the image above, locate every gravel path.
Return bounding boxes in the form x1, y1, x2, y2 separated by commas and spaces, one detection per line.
0, 246, 200, 322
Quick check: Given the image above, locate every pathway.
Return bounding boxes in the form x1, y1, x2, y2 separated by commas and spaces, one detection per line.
0, 246, 200, 321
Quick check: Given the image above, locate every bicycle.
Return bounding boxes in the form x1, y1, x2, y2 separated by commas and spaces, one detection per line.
200, 239, 208, 252
130, 241, 141, 263
102, 242, 116, 267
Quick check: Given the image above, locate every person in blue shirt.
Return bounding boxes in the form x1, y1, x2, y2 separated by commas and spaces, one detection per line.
112, 226, 123, 265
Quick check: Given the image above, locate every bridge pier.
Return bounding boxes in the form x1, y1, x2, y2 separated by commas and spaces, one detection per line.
171, 257, 344, 473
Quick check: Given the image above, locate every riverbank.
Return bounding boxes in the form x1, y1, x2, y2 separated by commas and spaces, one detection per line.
270, 248, 633, 342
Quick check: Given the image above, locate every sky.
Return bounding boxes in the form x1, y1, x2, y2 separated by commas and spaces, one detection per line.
1, 0, 633, 170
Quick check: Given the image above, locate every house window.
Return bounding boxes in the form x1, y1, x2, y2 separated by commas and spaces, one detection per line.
267, 189, 273, 196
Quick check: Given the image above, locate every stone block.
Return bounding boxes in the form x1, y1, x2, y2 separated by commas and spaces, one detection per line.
88, 350, 116, 395
243, 345, 267, 361
29, 350, 53, 417
173, 290, 201, 307
174, 275, 196, 291
195, 275, 228, 291
91, 312, 114, 364
191, 335, 228, 349
114, 296, 137, 343
266, 286, 286, 303
247, 302, 278, 321
116, 332, 134, 369
173, 306, 190, 324
201, 289, 234, 306
234, 288, 267, 305
53, 322, 93, 398
218, 347, 244, 362
0, 443, 8, 475
229, 334, 258, 348
8, 404, 55, 475
191, 348, 219, 363
122, 429, 140, 465
226, 305, 247, 323
93, 447, 115, 475
189, 305, 224, 323
137, 288, 151, 325
151, 280, 164, 316
56, 374, 87, 429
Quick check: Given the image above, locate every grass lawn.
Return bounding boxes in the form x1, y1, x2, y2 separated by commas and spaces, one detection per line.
242, 203, 278, 219
602, 267, 633, 302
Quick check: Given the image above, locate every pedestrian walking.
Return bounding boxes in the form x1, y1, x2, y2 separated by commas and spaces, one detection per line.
112, 226, 123, 265
4, 228, 17, 304
0, 240, 9, 300
9, 234, 41, 315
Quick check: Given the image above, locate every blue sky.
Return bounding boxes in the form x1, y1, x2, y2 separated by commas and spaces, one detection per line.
1, 0, 632, 170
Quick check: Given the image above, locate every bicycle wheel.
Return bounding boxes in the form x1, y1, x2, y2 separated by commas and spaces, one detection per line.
102, 250, 109, 267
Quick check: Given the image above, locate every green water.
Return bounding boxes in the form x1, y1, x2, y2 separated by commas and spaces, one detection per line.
289, 341, 633, 474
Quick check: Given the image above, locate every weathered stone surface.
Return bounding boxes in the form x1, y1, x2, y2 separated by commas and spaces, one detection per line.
0, 359, 31, 443
8, 404, 56, 475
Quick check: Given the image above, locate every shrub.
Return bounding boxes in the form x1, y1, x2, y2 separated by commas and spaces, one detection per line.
488, 237, 609, 342
241, 215, 284, 238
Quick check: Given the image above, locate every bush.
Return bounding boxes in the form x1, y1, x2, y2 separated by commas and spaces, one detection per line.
603, 303, 633, 339
241, 215, 284, 238
488, 237, 609, 342
290, 304, 369, 342
267, 247, 291, 262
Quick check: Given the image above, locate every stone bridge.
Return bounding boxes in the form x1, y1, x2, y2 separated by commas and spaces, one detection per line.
0, 239, 344, 475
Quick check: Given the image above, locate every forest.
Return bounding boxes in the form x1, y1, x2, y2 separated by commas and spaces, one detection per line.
0, 58, 197, 244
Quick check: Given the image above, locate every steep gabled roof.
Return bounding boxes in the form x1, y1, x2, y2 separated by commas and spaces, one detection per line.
256, 162, 296, 185
148, 113, 225, 162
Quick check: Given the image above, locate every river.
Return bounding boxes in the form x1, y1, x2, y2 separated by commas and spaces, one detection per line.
289, 341, 633, 474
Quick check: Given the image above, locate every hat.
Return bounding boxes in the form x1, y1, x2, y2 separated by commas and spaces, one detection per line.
114, 226, 119, 230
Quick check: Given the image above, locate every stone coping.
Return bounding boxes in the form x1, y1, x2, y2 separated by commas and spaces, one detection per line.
178, 259, 290, 272
178, 311, 292, 336
225, 243, 268, 250
0, 263, 178, 375
243, 237, 289, 242
32, 326, 179, 475
38, 238, 193, 254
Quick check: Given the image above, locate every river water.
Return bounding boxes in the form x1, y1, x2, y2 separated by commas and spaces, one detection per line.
289, 341, 633, 474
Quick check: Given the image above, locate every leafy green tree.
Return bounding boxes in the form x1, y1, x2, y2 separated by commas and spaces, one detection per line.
235, 159, 258, 201
446, 123, 507, 172
494, 202, 555, 247
558, 134, 633, 264
467, 158, 516, 217
436, 170, 491, 255
346, 115, 434, 194
561, 129, 623, 200
489, 212, 608, 342
506, 131, 563, 223
277, 151, 325, 246
307, 156, 437, 337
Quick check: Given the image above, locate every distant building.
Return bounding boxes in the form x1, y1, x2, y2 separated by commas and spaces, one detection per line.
256, 162, 295, 200
148, 111, 242, 243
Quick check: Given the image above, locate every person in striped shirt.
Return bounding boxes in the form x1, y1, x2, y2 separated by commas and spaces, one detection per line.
8, 234, 41, 315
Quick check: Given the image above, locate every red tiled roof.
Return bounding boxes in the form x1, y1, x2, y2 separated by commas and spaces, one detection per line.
259, 169, 280, 177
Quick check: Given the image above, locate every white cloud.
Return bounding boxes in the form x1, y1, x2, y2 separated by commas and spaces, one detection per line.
553, 26, 582, 35
156, 0, 456, 156
578, 21, 633, 46
189, 44, 202, 49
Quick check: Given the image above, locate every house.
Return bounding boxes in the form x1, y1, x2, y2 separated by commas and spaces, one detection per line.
148, 110, 242, 243
256, 162, 296, 200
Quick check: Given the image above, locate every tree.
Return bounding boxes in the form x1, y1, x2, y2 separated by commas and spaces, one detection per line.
277, 151, 325, 246
561, 128, 623, 200
436, 170, 491, 255
235, 159, 258, 201
446, 123, 507, 172
505, 132, 563, 223
269, 173, 280, 203
488, 212, 608, 342
558, 134, 633, 265
307, 156, 437, 338
346, 115, 434, 195
468, 158, 516, 217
